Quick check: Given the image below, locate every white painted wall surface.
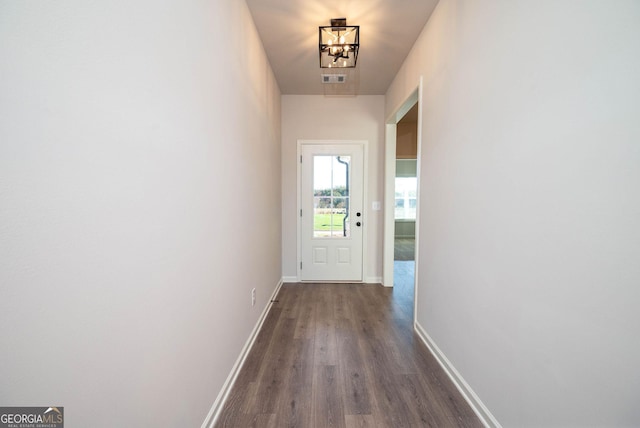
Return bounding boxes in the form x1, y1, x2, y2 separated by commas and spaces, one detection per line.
0, 1, 281, 426
281, 96, 384, 282
386, 1, 640, 426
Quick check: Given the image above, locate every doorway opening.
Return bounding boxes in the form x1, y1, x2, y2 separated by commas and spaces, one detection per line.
394, 104, 418, 294
383, 83, 421, 322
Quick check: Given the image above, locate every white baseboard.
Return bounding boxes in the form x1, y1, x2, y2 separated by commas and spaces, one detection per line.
414, 322, 501, 428
201, 278, 284, 428
284, 276, 380, 284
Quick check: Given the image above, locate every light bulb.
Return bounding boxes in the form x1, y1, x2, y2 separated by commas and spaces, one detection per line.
339, 36, 345, 44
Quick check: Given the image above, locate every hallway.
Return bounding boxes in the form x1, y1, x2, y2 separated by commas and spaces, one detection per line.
2, 1, 638, 426
215, 281, 481, 427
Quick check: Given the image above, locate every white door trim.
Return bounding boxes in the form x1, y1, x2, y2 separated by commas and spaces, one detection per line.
297, 140, 369, 282
383, 77, 423, 326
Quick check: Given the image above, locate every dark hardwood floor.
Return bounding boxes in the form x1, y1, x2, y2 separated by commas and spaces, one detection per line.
215, 280, 483, 427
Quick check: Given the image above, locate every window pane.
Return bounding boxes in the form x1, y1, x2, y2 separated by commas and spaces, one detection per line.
332, 156, 350, 196
314, 156, 332, 196
333, 197, 348, 209
312, 154, 351, 238
314, 208, 332, 237
315, 197, 331, 209
330, 207, 349, 237
395, 177, 417, 220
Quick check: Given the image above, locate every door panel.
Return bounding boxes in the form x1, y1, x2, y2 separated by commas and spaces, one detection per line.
300, 144, 364, 281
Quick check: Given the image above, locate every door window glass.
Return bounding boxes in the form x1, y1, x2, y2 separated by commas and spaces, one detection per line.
313, 155, 351, 237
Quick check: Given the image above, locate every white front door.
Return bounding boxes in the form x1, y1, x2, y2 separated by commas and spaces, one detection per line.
300, 143, 364, 281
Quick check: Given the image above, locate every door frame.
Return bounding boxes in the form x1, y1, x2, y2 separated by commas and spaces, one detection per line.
297, 140, 369, 282
383, 78, 423, 307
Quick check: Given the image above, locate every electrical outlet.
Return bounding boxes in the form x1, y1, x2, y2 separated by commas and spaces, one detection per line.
251, 288, 256, 306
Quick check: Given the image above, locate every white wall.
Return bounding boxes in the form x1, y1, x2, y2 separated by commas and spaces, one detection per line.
386, 1, 640, 426
281, 96, 385, 282
0, 1, 281, 426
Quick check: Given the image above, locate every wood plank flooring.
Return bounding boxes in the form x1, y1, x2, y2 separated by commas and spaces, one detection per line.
394, 238, 415, 261
215, 281, 483, 427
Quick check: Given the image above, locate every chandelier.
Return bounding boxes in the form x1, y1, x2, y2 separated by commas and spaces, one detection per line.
319, 18, 359, 68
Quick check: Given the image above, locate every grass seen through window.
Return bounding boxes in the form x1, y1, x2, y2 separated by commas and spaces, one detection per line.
314, 213, 346, 231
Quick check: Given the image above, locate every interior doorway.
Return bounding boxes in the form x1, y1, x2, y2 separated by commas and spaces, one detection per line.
393, 104, 418, 291
383, 83, 422, 326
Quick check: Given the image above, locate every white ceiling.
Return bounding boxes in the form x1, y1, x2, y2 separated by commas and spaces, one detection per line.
245, 0, 439, 95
